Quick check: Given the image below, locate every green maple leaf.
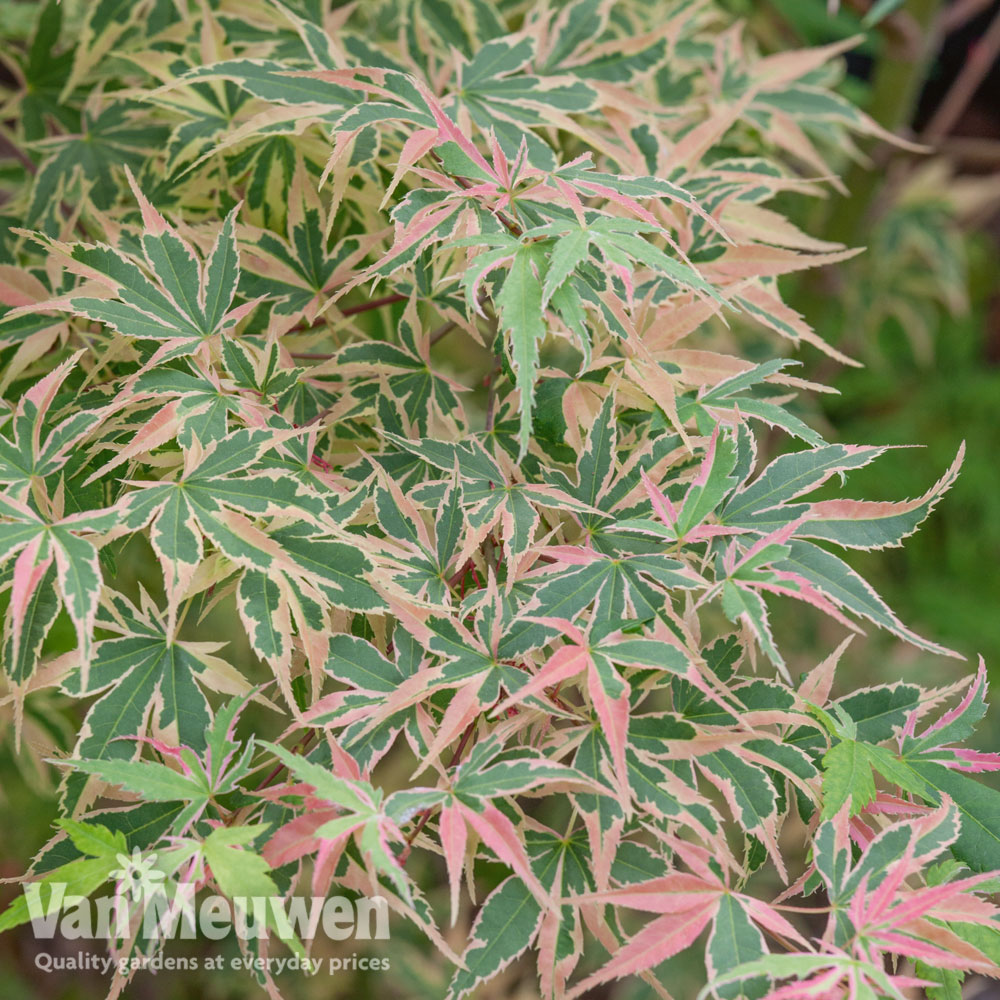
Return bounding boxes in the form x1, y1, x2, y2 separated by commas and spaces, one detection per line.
0, 820, 127, 933
60, 591, 224, 812
27, 181, 244, 359
27, 103, 166, 232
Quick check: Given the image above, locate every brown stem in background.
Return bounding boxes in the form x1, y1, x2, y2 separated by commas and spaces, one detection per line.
397, 717, 479, 865
223, 729, 318, 828
942, 0, 995, 32
480, 355, 503, 573
252, 730, 317, 794
429, 319, 458, 346
286, 292, 408, 338
340, 292, 407, 316
430, 151, 523, 237
484, 357, 501, 435
923, 7, 1000, 140
822, 0, 946, 247
798, 0, 945, 339
294, 318, 458, 359
0, 127, 36, 175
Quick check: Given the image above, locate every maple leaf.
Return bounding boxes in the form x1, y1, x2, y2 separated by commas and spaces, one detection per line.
15, 172, 247, 364
59, 590, 259, 812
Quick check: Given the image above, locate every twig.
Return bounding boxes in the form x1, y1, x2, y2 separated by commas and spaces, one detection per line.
252, 730, 317, 794
0, 128, 93, 238
480, 357, 503, 574
397, 717, 479, 865
923, 6, 1000, 140
294, 318, 457, 359
942, 0, 994, 32
429, 319, 457, 346
842, 0, 923, 58
484, 357, 501, 435
937, 135, 1000, 167
430, 151, 523, 237
303, 406, 334, 428
0, 127, 36, 175
801, 0, 944, 334
286, 292, 407, 338
340, 292, 407, 316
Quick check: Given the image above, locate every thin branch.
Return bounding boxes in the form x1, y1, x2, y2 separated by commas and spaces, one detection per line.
225, 728, 319, 827
937, 135, 1000, 167
0, 126, 36, 175
942, 0, 994, 32
480, 356, 503, 575
430, 151, 523, 237
286, 292, 408, 338
295, 318, 457, 359
842, 0, 923, 58
398, 717, 479, 865
484, 357, 501, 435
923, 6, 1000, 140
429, 319, 457, 346
303, 406, 334, 428
340, 292, 407, 316
804, 0, 944, 307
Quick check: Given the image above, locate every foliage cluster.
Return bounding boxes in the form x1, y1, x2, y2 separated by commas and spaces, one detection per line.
1, 2, 999, 998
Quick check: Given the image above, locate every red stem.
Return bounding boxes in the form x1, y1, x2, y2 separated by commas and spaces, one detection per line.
398, 717, 479, 865
340, 293, 407, 316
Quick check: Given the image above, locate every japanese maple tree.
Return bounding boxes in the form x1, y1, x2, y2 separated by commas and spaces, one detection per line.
1, 1, 999, 998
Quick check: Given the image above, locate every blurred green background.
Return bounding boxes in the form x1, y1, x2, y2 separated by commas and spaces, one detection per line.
1, 0, 1000, 997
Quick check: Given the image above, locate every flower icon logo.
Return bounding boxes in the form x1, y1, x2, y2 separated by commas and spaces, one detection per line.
110, 848, 166, 902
